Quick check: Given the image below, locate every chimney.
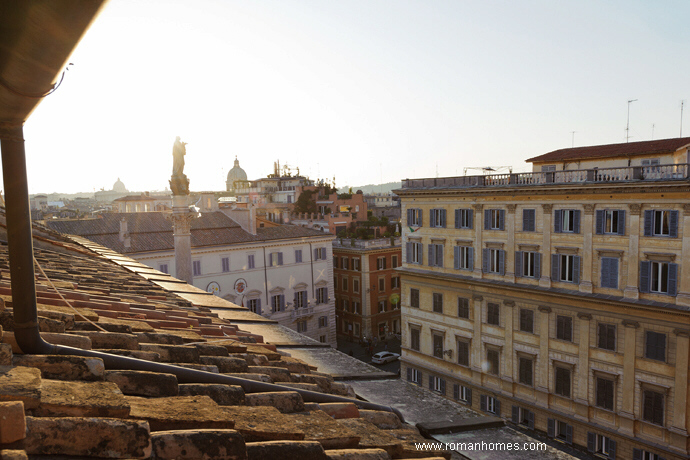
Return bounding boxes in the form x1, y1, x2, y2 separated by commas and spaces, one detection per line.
248, 203, 257, 235
119, 217, 130, 248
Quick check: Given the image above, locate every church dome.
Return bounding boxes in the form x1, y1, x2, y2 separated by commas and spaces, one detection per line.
113, 178, 128, 193
226, 157, 247, 189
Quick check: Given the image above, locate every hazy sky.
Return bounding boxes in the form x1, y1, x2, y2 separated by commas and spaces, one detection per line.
18, 0, 690, 194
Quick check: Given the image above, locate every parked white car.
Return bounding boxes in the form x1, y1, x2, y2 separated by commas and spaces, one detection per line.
371, 352, 400, 364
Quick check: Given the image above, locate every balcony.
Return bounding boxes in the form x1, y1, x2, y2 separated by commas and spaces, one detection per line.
400, 164, 690, 190
291, 306, 314, 319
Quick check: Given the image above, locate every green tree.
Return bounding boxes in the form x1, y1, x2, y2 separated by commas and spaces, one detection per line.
293, 190, 316, 214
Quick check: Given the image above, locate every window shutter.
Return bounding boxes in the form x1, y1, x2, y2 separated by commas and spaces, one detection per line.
430, 209, 436, 228
314, 248, 318, 260
484, 209, 490, 230
601, 258, 609, 288
617, 210, 626, 235
528, 410, 534, 430
632, 449, 642, 460
668, 263, 678, 296
499, 210, 505, 230
407, 367, 412, 381
565, 424, 573, 444
468, 209, 473, 229
324, 288, 328, 303
670, 210, 679, 237
454, 246, 460, 270
419, 209, 423, 227
294, 292, 298, 307
640, 261, 651, 293
595, 210, 604, 234
437, 245, 443, 267
440, 379, 446, 395
406, 242, 412, 263
573, 256, 580, 284
278, 252, 283, 265
608, 440, 616, 460
407, 209, 413, 226
257, 298, 262, 315
455, 209, 460, 229
547, 418, 555, 438
573, 210, 581, 234
480, 395, 487, 412
466, 388, 472, 406
495, 399, 501, 416
515, 251, 523, 277
535, 253, 541, 279
280, 295, 285, 311
417, 243, 423, 265
644, 210, 653, 236
269, 253, 274, 266
499, 250, 505, 275
453, 384, 459, 400
482, 248, 490, 273
428, 375, 433, 391
428, 244, 435, 266
610, 258, 618, 289
587, 432, 595, 452
554, 210, 562, 233
468, 247, 474, 271
522, 210, 529, 231
551, 254, 559, 282
511, 406, 519, 424
440, 209, 446, 228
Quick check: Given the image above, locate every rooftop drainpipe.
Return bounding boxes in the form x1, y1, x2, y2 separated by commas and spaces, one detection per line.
0, 123, 404, 422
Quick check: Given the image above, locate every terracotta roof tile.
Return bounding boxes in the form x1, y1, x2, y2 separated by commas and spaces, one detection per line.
526, 137, 690, 163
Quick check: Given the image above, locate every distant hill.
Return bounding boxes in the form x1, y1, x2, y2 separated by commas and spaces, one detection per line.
338, 181, 402, 195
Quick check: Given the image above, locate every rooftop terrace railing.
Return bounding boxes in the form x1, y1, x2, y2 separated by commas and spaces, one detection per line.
401, 164, 690, 189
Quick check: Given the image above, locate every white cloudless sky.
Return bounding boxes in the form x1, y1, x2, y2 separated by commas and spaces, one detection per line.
15, 0, 690, 194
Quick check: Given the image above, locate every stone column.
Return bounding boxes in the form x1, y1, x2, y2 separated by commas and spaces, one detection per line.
505, 205, 516, 283
539, 204, 553, 288
619, 319, 638, 436
676, 205, 690, 306
580, 204, 594, 293
471, 294, 483, 383
472, 204, 483, 279
535, 306, 551, 406
671, 329, 690, 437
624, 204, 641, 299
575, 312, 591, 420
503, 300, 515, 388
171, 194, 195, 285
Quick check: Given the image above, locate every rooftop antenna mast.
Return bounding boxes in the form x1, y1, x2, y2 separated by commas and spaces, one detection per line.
681, 100, 685, 138
652, 124, 655, 140
570, 131, 576, 148
626, 99, 637, 143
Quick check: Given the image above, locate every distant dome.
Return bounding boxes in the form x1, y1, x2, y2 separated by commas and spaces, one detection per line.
226, 157, 247, 190
113, 178, 128, 193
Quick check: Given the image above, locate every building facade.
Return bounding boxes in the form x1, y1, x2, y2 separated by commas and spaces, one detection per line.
333, 237, 402, 341
397, 138, 690, 460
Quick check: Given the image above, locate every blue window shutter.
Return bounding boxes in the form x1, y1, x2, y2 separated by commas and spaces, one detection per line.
608, 440, 616, 460
640, 261, 651, 293
257, 298, 262, 315
551, 254, 559, 281
417, 243, 423, 265
466, 388, 472, 406
632, 449, 642, 460
554, 210, 562, 233
511, 405, 519, 424
480, 395, 487, 412
535, 253, 541, 279
601, 258, 609, 287
280, 294, 285, 311
454, 246, 460, 269
499, 210, 505, 230
428, 244, 435, 266
324, 288, 328, 302
573, 210, 581, 234
644, 210, 653, 236
499, 250, 505, 275
468, 247, 474, 271
482, 248, 490, 273
269, 253, 273, 266
278, 252, 283, 265
515, 251, 523, 277
668, 263, 678, 296
455, 209, 460, 229
547, 418, 555, 438
440, 379, 446, 395
294, 292, 298, 307
407, 209, 413, 226
495, 399, 501, 416
595, 210, 604, 234
406, 242, 412, 263
566, 424, 573, 444
407, 367, 412, 381
437, 245, 443, 267
430, 209, 436, 228
610, 258, 619, 289
314, 248, 318, 260
670, 210, 679, 238
428, 375, 433, 390
587, 432, 595, 452
617, 210, 626, 235
468, 209, 473, 229
522, 210, 528, 231
453, 384, 459, 400
529, 209, 536, 231
573, 256, 581, 284
419, 209, 423, 227
528, 411, 534, 430
441, 209, 446, 227
484, 209, 490, 230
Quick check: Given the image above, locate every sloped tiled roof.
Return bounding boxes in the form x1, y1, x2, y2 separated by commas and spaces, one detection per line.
256, 225, 332, 241
526, 137, 690, 163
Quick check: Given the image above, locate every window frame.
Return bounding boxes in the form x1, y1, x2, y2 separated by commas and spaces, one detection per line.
556, 315, 573, 342
554, 366, 571, 398
519, 308, 534, 334
486, 348, 500, 375
522, 208, 536, 232
642, 389, 665, 426
192, 260, 201, 277
487, 303, 500, 326
410, 327, 420, 351
221, 257, 230, 273
432, 292, 443, 314
457, 339, 470, 367
595, 376, 615, 411
457, 297, 470, 319
597, 323, 616, 351
410, 288, 420, 308
518, 356, 534, 386
433, 332, 444, 359
644, 330, 667, 362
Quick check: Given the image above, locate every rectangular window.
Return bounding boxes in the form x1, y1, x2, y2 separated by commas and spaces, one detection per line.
483, 248, 505, 275
455, 384, 471, 403
410, 327, 420, 351
487, 348, 499, 375
342, 277, 348, 291
487, 303, 500, 326
297, 320, 307, 333
556, 316, 573, 342
378, 278, 385, 291
519, 309, 534, 333
352, 278, 360, 293
483, 395, 499, 414
314, 247, 326, 260
408, 367, 422, 385
651, 261, 669, 293
377, 299, 386, 313
353, 322, 360, 336
591, 434, 616, 459
391, 276, 400, 289
352, 301, 361, 314
334, 256, 339, 269
159, 264, 168, 274
515, 251, 540, 278
318, 316, 328, 328
542, 165, 556, 172
271, 294, 284, 313
643, 390, 664, 426
248, 298, 261, 314
596, 377, 614, 411
596, 209, 625, 235
484, 209, 505, 230
341, 257, 349, 270
294, 290, 307, 309
410, 288, 420, 308
555, 367, 571, 398
457, 297, 470, 319
518, 357, 533, 386
295, 250, 303, 263
600, 257, 619, 289
522, 209, 536, 232
391, 255, 399, 269
316, 287, 328, 305
433, 333, 444, 358
514, 407, 534, 429
430, 375, 445, 393
644, 209, 679, 237
432, 293, 443, 313
457, 340, 470, 366
247, 254, 255, 269
654, 210, 671, 236
559, 254, 578, 282
556, 420, 571, 443
407, 241, 423, 264
430, 208, 447, 228
555, 209, 580, 233
407, 208, 423, 227
221, 257, 230, 272
269, 252, 284, 266
192, 260, 201, 276
455, 208, 473, 229
640, 260, 677, 295
598, 323, 616, 351
319, 335, 326, 343
428, 243, 444, 267
342, 299, 349, 312
333, 277, 338, 290
352, 258, 360, 271
645, 331, 666, 362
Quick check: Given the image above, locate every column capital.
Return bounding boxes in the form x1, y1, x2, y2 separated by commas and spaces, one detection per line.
472, 294, 484, 301
674, 328, 690, 337
577, 312, 592, 320
622, 319, 640, 329
506, 204, 517, 213
629, 203, 642, 216
538, 305, 552, 313
503, 300, 515, 307
583, 204, 595, 215
472, 204, 483, 212
541, 204, 553, 213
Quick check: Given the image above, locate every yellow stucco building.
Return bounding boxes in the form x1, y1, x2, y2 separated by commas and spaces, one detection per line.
397, 137, 690, 460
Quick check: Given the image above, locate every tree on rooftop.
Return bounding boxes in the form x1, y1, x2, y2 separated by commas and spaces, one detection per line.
293, 190, 317, 214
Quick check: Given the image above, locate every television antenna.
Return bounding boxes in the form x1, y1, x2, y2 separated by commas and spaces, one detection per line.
626, 99, 637, 143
